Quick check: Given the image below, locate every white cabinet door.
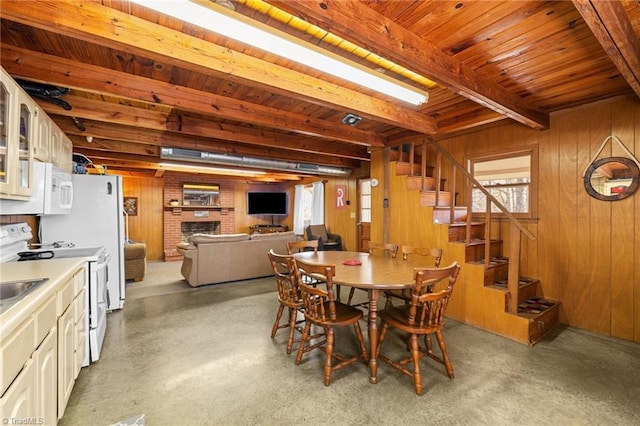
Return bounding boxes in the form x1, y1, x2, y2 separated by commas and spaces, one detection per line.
0, 66, 35, 198
13, 88, 36, 197
0, 359, 36, 422
57, 306, 74, 420
73, 287, 86, 378
35, 327, 57, 426
34, 107, 51, 162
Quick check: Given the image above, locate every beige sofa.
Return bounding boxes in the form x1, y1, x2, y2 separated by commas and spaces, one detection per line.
176, 231, 298, 287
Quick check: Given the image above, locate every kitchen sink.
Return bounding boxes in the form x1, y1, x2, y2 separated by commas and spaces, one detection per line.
0, 278, 49, 303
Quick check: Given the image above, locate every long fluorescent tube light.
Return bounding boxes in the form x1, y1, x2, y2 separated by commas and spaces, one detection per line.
158, 162, 266, 176
160, 147, 352, 176
131, 0, 428, 106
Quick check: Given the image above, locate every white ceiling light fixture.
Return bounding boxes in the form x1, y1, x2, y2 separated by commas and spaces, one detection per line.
131, 0, 428, 106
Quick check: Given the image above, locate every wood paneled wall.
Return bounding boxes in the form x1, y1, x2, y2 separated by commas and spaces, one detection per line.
433, 96, 638, 343
121, 174, 165, 261
294, 175, 360, 252
122, 173, 294, 261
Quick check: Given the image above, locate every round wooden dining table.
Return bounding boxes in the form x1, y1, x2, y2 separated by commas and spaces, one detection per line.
292, 250, 426, 384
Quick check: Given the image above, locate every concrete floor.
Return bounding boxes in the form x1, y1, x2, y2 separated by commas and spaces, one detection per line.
60, 261, 640, 426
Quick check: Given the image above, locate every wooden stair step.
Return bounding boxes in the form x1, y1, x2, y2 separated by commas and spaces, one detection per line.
395, 161, 422, 176
419, 190, 453, 207
433, 206, 467, 224
517, 298, 561, 345
464, 243, 504, 263
407, 175, 437, 191
485, 276, 538, 292
448, 222, 485, 241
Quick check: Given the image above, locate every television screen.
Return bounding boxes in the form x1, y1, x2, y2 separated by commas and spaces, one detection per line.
247, 192, 287, 215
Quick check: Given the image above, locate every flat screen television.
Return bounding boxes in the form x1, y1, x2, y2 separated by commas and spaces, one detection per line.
247, 192, 287, 215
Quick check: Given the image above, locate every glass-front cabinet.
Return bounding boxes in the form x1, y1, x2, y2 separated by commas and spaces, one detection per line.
0, 80, 8, 192
0, 66, 35, 199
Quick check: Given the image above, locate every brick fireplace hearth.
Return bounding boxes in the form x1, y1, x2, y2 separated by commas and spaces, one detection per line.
163, 173, 236, 261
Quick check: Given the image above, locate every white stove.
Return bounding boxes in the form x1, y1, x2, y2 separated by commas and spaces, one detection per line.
0, 222, 109, 364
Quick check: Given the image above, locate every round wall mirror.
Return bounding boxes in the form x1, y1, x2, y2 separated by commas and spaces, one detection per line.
584, 157, 640, 201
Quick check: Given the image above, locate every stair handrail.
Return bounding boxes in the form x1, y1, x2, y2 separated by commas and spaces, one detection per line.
426, 138, 536, 241
392, 139, 535, 314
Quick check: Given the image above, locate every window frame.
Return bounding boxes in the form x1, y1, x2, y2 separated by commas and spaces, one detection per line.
467, 147, 538, 219
358, 178, 372, 223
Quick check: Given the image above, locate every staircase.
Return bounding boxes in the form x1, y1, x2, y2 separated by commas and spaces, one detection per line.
388, 141, 560, 345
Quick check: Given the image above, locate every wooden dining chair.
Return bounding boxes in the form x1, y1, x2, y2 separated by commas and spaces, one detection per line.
384, 246, 443, 308
376, 261, 461, 394
267, 249, 305, 354
293, 257, 369, 386
286, 239, 319, 255
347, 241, 399, 306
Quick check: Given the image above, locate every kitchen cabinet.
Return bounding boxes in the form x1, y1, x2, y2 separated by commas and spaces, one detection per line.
35, 326, 57, 426
0, 66, 35, 199
34, 106, 51, 162
52, 126, 73, 173
57, 267, 85, 419
73, 288, 86, 377
0, 358, 36, 422
57, 302, 75, 418
0, 77, 8, 192
0, 262, 86, 424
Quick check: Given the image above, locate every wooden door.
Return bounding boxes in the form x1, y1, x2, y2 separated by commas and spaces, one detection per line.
357, 222, 370, 252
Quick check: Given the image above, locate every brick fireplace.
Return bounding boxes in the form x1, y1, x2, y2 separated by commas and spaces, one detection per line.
163, 173, 236, 261
181, 221, 220, 241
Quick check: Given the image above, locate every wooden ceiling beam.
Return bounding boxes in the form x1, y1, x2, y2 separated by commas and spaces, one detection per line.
0, 0, 437, 135
35, 95, 370, 161
268, 0, 550, 130
572, 0, 640, 98
1, 44, 381, 148
57, 118, 361, 169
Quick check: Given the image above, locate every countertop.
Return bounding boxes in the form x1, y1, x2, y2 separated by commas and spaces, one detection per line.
0, 257, 86, 337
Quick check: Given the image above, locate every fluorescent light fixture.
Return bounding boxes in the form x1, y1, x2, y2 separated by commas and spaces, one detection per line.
160, 146, 352, 176
158, 162, 266, 176
131, 0, 428, 105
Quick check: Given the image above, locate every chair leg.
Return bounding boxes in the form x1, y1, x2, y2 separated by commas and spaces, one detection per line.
286, 307, 298, 354
295, 322, 312, 365
384, 295, 393, 309
347, 287, 356, 305
352, 320, 369, 362
376, 321, 389, 359
435, 331, 454, 378
324, 328, 335, 386
271, 303, 285, 338
409, 333, 423, 395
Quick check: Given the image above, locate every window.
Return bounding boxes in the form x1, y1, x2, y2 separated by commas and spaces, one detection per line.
469, 149, 536, 216
300, 184, 314, 229
359, 179, 371, 223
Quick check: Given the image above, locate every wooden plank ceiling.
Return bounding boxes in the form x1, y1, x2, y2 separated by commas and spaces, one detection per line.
1, 0, 638, 181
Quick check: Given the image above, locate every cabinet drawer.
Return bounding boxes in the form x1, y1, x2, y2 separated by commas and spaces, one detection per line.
73, 268, 86, 296
33, 296, 56, 348
0, 317, 35, 395
56, 277, 74, 316
74, 289, 86, 324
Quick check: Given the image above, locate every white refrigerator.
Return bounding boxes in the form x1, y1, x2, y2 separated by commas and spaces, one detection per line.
40, 174, 126, 310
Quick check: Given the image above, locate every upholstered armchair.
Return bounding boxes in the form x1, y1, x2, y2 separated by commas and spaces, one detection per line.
305, 224, 343, 251
124, 242, 147, 282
